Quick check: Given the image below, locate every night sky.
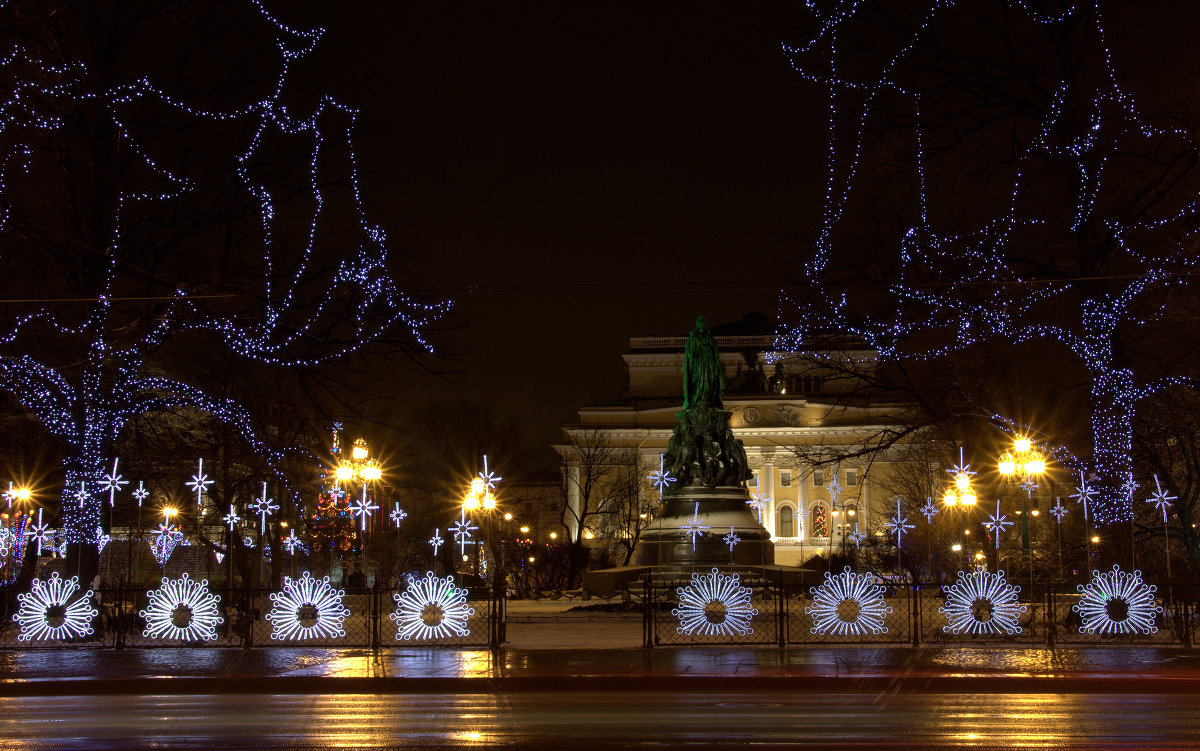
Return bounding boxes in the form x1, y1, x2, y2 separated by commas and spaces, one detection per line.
290, 2, 822, 454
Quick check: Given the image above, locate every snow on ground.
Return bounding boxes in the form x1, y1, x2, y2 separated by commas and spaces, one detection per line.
504, 597, 644, 649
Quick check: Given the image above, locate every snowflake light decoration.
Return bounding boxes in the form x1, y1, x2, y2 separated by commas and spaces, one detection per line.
679, 502, 711, 551
98, 457, 129, 507
266, 572, 350, 640
222, 510, 241, 531
939, 568, 1026, 635
350, 495, 379, 532
428, 528, 444, 555
390, 503, 408, 528
1146, 475, 1176, 524
1049, 497, 1069, 523
132, 480, 149, 506
450, 512, 478, 556
1, 483, 11, 508
1074, 565, 1161, 635
673, 568, 757, 637
73, 482, 89, 509
919, 497, 939, 523
984, 498, 1014, 549
12, 573, 97, 641
391, 571, 474, 640
723, 526, 740, 552
248, 482, 279, 535
946, 446, 977, 483
806, 567, 891, 636
140, 574, 223, 641
646, 454, 677, 501
186, 458, 215, 506
884, 500, 914, 548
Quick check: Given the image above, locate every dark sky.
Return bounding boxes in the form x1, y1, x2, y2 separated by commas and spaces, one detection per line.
290, 2, 823, 454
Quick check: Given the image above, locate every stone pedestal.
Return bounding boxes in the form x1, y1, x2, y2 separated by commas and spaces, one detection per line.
634, 485, 773, 567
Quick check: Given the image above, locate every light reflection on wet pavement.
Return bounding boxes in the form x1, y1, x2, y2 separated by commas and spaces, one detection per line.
1, 690, 1198, 749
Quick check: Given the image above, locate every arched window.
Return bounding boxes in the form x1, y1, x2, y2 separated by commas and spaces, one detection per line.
778, 506, 794, 537
810, 502, 829, 537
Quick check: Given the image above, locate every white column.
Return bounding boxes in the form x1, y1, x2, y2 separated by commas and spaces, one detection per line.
567, 463, 582, 542
762, 460, 775, 536
798, 465, 810, 538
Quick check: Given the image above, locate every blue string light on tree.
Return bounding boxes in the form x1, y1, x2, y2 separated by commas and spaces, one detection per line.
0, 1, 450, 555
779, 0, 1200, 526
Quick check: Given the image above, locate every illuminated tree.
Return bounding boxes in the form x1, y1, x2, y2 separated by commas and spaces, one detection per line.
782, 1, 1200, 524
0, 0, 447, 575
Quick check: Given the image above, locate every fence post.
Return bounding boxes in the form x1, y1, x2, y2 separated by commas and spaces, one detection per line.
642, 573, 653, 648
911, 580, 921, 648
777, 580, 786, 648
371, 581, 381, 652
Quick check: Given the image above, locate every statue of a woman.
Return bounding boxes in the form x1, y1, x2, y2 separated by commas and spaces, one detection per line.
682, 315, 724, 410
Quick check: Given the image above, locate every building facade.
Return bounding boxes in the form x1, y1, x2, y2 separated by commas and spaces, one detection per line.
558, 314, 916, 567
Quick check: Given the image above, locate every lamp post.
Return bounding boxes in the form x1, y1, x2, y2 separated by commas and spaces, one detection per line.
941, 446, 979, 571
334, 436, 384, 560
998, 437, 1047, 592
462, 456, 501, 582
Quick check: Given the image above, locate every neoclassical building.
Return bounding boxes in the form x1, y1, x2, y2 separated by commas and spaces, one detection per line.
559, 313, 915, 567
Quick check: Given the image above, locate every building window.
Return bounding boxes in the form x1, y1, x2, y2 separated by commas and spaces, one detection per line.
778, 506, 794, 537
811, 502, 829, 537
780, 471, 792, 487
813, 469, 824, 486
846, 469, 858, 487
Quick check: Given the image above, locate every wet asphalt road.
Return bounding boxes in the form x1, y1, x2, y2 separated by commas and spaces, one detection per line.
2, 689, 1199, 749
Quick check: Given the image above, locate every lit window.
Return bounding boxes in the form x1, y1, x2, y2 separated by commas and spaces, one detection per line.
778, 507, 794, 537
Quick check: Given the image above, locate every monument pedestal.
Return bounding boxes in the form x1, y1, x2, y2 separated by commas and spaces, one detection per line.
634, 485, 773, 567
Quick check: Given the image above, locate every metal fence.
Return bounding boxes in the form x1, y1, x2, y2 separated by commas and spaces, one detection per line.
644, 568, 1200, 648
0, 579, 501, 650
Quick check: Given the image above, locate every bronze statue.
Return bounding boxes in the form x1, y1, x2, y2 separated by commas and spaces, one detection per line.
665, 315, 751, 488
682, 315, 724, 410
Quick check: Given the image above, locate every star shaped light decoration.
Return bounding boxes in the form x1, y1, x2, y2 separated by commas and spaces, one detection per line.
919, 496, 939, 523
746, 478, 770, 522
646, 454, 678, 502
723, 526, 741, 552
884, 500, 914, 549
450, 512, 478, 556
186, 458, 214, 506
281, 529, 306, 555
679, 502, 711, 551
1049, 497, 1069, 523
477, 454, 502, 493
349, 496, 379, 532
222, 510, 241, 531
1069, 474, 1097, 523
849, 522, 866, 548
25, 508, 54, 556
428, 528, 445, 555
132, 480, 149, 506
248, 483, 279, 535
984, 498, 1014, 550
825, 474, 844, 504
94, 526, 111, 553
98, 457, 129, 507
390, 502, 408, 528
1147, 474, 1177, 523
73, 481, 89, 509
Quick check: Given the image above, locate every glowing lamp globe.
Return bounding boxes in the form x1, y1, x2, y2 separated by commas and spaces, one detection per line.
483, 492, 496, 511
961, 491, 977, 506
955, 472, 970, 492
351, 439, 368, 462
361, 463, 382, 482
335, 465, 354, 482
14, 487, 31, 502
1026, 457, 1046, 475
943, 489, 958, 506
998, 456, 1016, 476
1014, 438, 1031, 453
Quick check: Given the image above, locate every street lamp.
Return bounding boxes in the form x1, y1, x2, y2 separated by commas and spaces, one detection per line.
998, 436, 1048, 589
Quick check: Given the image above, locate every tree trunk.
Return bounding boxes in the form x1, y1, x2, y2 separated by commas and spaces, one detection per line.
1089, 367, 1136, 526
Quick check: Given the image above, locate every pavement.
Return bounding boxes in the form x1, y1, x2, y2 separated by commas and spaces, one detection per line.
1, 598, 1198, 696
